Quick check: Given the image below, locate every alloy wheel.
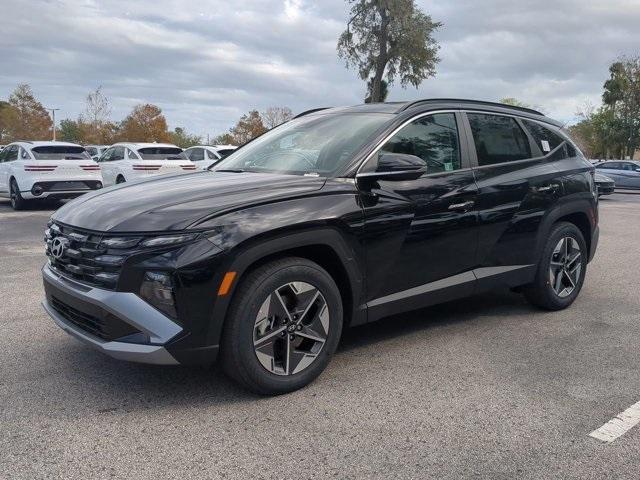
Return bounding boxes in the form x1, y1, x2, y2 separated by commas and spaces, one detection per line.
253, 281, 329, 376
549, 236, 582, 298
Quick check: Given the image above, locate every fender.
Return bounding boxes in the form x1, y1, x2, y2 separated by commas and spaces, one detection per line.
204, 227, 366, 348
532, 196, 597, 266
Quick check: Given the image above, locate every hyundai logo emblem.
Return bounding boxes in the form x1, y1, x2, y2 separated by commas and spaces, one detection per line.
50, 237, 69, 259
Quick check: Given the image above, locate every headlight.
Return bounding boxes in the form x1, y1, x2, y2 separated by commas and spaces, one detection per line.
139, 233, 198, 248
139, 272, 177, 319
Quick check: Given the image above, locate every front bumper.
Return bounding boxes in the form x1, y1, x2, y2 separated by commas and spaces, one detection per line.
42, 263, 181, 365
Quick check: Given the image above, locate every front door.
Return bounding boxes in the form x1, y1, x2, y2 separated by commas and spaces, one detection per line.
359, 112, 480, 321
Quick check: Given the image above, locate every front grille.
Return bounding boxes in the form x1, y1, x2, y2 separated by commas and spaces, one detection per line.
51, 296, 140, 341
45, 223, 139, 290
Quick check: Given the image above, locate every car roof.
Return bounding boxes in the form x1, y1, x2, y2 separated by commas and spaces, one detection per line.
112, 142, 180, 149
12, 141, 83, 149
186, 145, 237, 150
300, 98, 561, 127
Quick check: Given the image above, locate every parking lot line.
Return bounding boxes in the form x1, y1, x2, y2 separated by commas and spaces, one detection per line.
589, 400, 640, 443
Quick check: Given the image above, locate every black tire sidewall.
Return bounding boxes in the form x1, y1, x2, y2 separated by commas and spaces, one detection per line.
532, 222, 588, 310
10, 179, 25, 210
223, 258, 343, 395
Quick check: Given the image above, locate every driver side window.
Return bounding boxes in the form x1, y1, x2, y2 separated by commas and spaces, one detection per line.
377, 113, 461, 174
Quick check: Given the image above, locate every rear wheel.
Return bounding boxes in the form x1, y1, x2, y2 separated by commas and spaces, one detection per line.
523, 222, 587, 310
116, 175, 126, 184
10, 179, 27, 210
221, 257, 343, 395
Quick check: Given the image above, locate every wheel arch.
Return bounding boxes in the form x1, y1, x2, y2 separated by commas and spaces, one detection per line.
535, 199, 596, 264
207, 228, 365, 347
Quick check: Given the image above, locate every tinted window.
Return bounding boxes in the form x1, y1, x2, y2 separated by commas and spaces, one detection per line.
20, 147, 30, 159
137, 147, 186, 160
86, 147, 97, 156
602, 162, 620, 170
467, 113, 531, 166
206, 150, 217, 160
112, 146, 125, 161
127, 148, 139, 160
378, 113, 461, 173
5, 145, 19, 162
189, 148, 204, 161
522, 120, 564, 155
99, 148, 113, 162
31, 146, 90, 160
217, 148, 235, 158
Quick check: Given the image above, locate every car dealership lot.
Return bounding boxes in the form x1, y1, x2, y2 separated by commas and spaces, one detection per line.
1, 194, 640, 479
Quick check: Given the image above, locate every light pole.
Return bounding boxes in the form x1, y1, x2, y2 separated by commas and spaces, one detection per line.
48, 108, 60, 141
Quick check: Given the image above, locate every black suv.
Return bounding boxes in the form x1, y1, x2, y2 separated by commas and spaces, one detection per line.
42, 99, 599, 394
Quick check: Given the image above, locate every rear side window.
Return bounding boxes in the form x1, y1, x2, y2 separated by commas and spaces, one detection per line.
189, 148, 204, 161
522, 120, 564, 155
217, 148, 236, 158
112, 146, 125, 161
467, 113, 531, 166
31, 146, 90, 160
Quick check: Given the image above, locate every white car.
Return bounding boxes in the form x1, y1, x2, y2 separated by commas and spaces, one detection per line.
0, 141, 102, 210
85, 145, 109, 161
97, 143, 197, 186
183, 144, 237, 170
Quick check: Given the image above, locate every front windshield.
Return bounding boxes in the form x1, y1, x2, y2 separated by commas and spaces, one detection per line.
214, 113, 391, 176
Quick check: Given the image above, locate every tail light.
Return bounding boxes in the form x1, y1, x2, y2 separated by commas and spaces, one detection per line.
24, 165, 57, 172
132, 165, 161, 171
81, 165, 100, 171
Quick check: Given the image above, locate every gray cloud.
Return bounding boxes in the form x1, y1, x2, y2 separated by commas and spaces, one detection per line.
0, 0, 638, 136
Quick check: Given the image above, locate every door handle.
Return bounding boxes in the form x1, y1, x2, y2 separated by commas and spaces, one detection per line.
448, 200, 475, 211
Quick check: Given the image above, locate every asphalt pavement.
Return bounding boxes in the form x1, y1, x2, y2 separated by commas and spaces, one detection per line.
1, 192, 640, 479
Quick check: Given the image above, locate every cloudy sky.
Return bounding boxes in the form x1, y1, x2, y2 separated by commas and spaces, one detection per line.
1, 0, 639, 137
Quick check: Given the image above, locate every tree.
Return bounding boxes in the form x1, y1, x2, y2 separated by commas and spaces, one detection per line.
79, 86, 114, 144
4, 84, 52, 141
261, 106, 293, 129
118, 104, 170, 143
365, 79, 388, 103
337, 0, 442, 103
57, 119, 83, 143
169, 127, 201, 148
500, 97, 531, 108
215, 110, 267, 146
0, 100, 18, 144
601, 57, 640, 158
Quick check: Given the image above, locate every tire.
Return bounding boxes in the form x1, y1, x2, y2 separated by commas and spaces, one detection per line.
116, 175, 126, 184
523, 222, 588, 310
221, 257, 343, 395
9, 179, 27, 211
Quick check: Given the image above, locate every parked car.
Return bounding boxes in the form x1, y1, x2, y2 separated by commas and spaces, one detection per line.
42, 99, 599, 394
184, 145, 238, 170
96, 143, 196, 186
595, 160, 640, 189
85, 145, 109, 161
594, 172, 615, 196
0, 141, 102, 210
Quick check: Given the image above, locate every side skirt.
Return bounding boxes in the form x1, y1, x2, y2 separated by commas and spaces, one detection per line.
364, 264, 534, 324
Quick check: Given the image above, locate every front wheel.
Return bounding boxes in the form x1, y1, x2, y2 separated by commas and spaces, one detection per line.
523, 222, 587, 310
221, 257, 343, 395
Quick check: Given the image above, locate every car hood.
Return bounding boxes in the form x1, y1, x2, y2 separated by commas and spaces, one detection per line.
594, 172, 614, 182
52, 171, 327, 232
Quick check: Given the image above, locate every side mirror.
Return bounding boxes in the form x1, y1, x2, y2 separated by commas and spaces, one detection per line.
357, 153, 427, 183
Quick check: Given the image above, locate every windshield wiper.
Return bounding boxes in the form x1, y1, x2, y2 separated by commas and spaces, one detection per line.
214, 168, 246, 173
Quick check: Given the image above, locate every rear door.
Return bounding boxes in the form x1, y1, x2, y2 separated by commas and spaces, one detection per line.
360, 111, 480, 320
464, 112, 566, 287
615, 162, 640, 188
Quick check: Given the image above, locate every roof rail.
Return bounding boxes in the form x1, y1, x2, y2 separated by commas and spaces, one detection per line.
398, 98, 544, 116
293, 107, 332, 119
